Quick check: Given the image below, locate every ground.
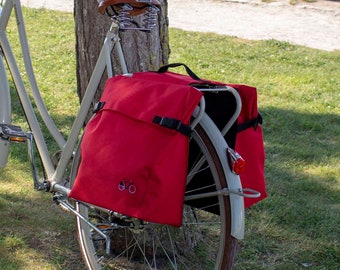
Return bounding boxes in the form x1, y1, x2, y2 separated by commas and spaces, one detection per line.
20, 0, 340, 51
169, 0, 340, 51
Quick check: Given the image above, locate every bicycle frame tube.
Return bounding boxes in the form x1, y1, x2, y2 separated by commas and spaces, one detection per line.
0, 4, 11, 167
0, 0, 56, 176
1, 0, 66, 148
1, 0, 245, 241
52, 24, 127, 191
0, 52, 11, 168
0, 0, 128, 189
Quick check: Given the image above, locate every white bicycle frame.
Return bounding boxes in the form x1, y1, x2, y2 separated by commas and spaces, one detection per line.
0, 4, 10, 167
0, 0, 251, 240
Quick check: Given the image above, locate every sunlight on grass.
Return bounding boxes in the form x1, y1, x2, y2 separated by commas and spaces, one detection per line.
0, 7, 339, 270
169, 28, 340, 270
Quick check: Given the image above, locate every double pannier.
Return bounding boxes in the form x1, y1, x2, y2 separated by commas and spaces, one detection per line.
69, 63, 266, 226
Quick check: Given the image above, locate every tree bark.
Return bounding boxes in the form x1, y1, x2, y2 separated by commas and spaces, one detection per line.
74, 0, 169, 105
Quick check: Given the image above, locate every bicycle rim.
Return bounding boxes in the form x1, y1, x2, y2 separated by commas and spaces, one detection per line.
72, 123, 238, 270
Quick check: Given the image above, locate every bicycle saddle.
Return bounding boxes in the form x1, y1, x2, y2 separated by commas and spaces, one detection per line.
98, 0, 160, 15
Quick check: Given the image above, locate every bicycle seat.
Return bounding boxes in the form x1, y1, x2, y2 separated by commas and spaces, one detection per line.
98, 0, 160, 15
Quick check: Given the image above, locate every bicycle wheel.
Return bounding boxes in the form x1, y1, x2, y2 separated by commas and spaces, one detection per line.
71, 122, 238, 270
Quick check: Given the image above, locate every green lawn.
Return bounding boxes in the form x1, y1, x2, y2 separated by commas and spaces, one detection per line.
0, 8, 339, 270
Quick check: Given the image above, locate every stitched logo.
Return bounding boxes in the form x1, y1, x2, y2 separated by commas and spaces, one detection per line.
118, 180, 137, 194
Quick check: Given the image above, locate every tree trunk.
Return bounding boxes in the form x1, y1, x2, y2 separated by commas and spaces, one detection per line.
74, 0, 169, 105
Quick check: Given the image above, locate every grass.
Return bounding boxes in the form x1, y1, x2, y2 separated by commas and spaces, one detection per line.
1, 7, 339, 270
0, 8, 82, 270
169, 30, 339, 269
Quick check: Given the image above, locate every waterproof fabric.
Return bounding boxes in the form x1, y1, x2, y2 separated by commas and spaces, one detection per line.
187, 85, 267, 211
69, 73, 203, 227
229, 84, 267, 208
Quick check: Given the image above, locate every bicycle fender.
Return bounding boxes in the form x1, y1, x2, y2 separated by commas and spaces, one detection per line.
199, 113, 245, 240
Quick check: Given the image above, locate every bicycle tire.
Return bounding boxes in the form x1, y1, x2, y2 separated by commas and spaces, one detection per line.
71, 122, 238, 270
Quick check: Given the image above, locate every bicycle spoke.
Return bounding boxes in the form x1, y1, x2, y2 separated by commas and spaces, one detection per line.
74, 123, 236, 269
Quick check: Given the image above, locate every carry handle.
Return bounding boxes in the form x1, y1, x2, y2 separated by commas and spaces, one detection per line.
157, 63, 225, 89
157, 63, 202, 81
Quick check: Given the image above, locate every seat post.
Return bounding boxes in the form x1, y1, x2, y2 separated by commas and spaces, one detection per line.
106, 21, 128, 75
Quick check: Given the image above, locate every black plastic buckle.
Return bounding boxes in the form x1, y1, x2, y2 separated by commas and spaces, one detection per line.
93, 102, 105, 114
153, 116, 192, 137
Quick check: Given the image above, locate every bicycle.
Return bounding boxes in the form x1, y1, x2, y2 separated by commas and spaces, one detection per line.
0, 0, 260, 269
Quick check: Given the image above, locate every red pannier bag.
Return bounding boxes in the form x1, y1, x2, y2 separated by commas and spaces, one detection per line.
229, 84, 267, 208
69, 72, 203, 227
200, 84, 267, 209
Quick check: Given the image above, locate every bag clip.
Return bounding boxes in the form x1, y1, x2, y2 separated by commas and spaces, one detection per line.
93, 102, 106, 113
153, 116, 192, 137
237, 113, 263, 132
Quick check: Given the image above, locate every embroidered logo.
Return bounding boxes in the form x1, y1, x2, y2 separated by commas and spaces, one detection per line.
118, 179, 137, 194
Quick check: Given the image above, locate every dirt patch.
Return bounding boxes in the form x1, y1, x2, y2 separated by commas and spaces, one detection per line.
168, 0, 340, 51
20, 0, 340, 51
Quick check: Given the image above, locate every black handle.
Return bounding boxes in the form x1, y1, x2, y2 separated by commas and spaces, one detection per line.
157, 63, 201, 81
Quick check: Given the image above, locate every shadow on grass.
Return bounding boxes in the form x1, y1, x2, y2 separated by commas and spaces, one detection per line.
2, 85, 78, 168
2, 90, 339, 269
0, 190, 83, 270
237, 106, 339, 269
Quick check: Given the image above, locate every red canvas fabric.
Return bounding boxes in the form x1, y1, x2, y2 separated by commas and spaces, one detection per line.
69, 73, 203, 227
228, 84, 267, 208
70, 64, 267, 227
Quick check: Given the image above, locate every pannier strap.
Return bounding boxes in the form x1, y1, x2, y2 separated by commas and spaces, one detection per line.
237, 113, 263, 132
153, 116, 192, 137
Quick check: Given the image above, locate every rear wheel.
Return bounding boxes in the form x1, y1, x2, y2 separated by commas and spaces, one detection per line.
71, 123, 238, 270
